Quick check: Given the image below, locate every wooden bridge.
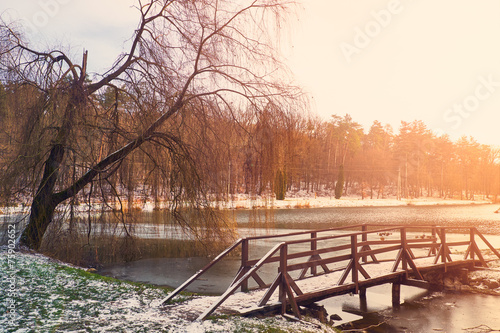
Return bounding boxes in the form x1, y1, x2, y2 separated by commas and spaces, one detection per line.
160, 224, 500, 321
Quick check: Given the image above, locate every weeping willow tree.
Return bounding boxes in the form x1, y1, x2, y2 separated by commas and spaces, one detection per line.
0, 0, 302, 251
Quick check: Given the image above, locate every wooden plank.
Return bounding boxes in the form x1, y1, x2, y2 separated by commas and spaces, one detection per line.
475, 228, 500, 259
392, 283, 401, 308
406, 237, 438, 243
409, 242, 439, 249
444, 241, 472, 247
351, 235, 359, 293
287, 254, 352, 272
250, 271, 268, 289
240, 239, 249, 292
284, 274, 301, 319
363, 239, 439, 247
360, 245, 401, 257
359, 239, 400, 246
357, 262, 371, 280
299, 254, 323, 279
197, 242, 283, 321
433, 245, 444, 265
280, 246, 287, 316
287, 243, 352, 260
404, 250, 424, 280
246, 243, 352, 267
472, 242, 488, 267
337, 259, 354, 286
295, 271, 406, 305
361, 225, 368, 263
403, 278, 432, 289
310, 231, 318, 276
286, 273, 303, 296
229, 266, 246, 288
259, 274, 281, 307
360, 244, 375, 263
392, 249, 403, 272
463, 245, 471, 261
284, 226, 398, 246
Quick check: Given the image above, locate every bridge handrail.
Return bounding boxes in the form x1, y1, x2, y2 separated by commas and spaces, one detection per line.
161, 224, 500, 320
197, 242, 285, 321
162, 224, 418, 302
242, 223, 440, 242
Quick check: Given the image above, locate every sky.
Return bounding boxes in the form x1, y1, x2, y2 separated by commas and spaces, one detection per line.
1, 0, 500, 146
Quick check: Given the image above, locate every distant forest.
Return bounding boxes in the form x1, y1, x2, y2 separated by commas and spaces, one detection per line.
0, 82, 499, 208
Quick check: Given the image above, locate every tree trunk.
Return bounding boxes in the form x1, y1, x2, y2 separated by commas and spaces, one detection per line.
20, 194, 58, 250
20, 144, 66, 249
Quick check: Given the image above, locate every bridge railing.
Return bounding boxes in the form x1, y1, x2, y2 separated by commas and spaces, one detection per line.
160, 224, 500, 321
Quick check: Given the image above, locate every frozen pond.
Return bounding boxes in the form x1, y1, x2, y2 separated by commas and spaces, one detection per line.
96, 204, 500, 331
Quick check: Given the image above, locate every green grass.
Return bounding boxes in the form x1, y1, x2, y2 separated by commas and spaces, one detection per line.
0, 249, 337, 333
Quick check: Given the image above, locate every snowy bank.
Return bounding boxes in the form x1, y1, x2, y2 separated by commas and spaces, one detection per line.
3, 248, 500, 332
214, 192, 494, 210
0, 194, 493, 217
0, 249, 336, 333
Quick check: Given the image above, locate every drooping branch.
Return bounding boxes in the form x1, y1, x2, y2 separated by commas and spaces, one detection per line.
1, 0, 302, 251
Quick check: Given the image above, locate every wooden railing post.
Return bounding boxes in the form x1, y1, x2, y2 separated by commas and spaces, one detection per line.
392, 282, 401, 309
469, 228, 475, 261
351, 234, 359, 292
361, 225, 368, 263
431, 226, 436, 255
311, 231, 317, 275
241, 239, 249, 292
279, 243, 288, 315
441, 228, 446, 264
401, 227, 408, 272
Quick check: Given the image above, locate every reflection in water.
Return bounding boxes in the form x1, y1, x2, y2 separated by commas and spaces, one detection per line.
315, 285, 500, 332
233, 204, 500, 234
100, 257, 241, 295
356, 290, 500, 332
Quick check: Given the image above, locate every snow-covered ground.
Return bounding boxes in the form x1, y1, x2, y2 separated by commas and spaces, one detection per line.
0, 249, 336, 333
0, 193, 493, 217
3, 248, 500, 333
218, 194, 493, 210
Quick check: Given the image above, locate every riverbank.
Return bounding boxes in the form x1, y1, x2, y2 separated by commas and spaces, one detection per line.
221, 194, 494, 210
0, 248, 335, 333
1, 194, 494, 217
3, 248, 500, 333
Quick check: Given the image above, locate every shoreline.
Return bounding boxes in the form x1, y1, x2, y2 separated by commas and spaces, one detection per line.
0, 195, 496, 216
221, 195, 495, 210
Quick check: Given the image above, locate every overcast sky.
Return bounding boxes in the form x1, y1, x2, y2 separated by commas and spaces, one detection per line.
2, 0, 500, 145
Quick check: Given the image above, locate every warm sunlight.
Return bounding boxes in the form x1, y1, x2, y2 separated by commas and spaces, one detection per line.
284, 1, 500, 146
1, 1, 500, 332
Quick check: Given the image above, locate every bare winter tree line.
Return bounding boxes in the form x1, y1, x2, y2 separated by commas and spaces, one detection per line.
0, 0, 498, 253
2, 83, 499, 206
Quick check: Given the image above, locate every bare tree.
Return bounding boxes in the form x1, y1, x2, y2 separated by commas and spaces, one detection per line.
0, 0, 301, 250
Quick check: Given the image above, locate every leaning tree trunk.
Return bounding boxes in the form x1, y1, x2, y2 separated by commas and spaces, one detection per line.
20, 144, 67, 249
19, 82, 82, 249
